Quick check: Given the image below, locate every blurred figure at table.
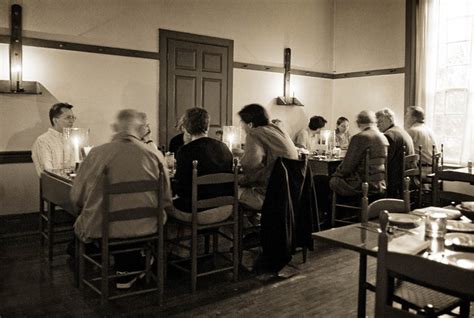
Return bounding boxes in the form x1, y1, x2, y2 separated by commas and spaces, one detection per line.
294, 115, 327, 152
405, 106, 438, 174
72, 109, 173, 289
171, 107, 234, 217
32, 102, 76, 176
330, 110, 388, 197
376, 108, 414, 198
168, 114, 191, 154
334, 116, 351, 150
238, 104, 298, 210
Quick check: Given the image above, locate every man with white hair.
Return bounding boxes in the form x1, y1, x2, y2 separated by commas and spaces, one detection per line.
330, 110, 389, 197
71, 109, 173, 289
376, 108, 414, 197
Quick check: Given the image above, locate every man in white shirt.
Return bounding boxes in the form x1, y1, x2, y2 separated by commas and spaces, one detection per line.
405, 106, 438, 170
31, 103, 76, 176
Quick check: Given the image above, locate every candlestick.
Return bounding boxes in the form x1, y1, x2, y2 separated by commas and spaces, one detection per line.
72, 136, 80, 163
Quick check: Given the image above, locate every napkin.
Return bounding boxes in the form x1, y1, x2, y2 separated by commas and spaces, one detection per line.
373, 235, 429, 255
461, 201, 474, 211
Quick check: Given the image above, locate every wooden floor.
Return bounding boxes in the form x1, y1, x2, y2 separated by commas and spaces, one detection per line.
0, 235, 376, 317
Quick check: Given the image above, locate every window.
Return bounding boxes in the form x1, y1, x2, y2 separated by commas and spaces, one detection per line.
419, 0, 474, 164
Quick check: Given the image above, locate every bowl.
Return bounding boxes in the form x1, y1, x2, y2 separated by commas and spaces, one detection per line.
456, 204, 474, 221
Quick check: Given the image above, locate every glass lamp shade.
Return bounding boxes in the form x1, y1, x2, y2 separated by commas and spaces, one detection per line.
63, 128, 90, 170
223, 126, 242, 151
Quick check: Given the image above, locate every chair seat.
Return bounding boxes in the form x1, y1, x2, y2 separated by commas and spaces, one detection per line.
170, 205, 233, 224
394, 281, 462, 314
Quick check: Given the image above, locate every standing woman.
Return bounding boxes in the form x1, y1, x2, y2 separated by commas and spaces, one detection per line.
335, 116, 351, 150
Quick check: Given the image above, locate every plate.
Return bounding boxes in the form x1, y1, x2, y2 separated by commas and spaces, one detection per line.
388, 213, 422, 229
455, 204, 474, 221
446, 220, 474, 233
411, 207, 462, 220
445, 233, 474, 251
445, 253, 474, 270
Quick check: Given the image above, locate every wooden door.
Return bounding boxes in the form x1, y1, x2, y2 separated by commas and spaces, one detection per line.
159, 30, 234, 149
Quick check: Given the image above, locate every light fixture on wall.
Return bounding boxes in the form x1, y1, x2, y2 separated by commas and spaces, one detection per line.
276, 48, 303, 106
0, 4, 41, 94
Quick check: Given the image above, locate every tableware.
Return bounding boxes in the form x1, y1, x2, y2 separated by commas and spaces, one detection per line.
456, 203, 474, 221
445, 253, 474, 270
445, 233, 474, 251
446, 220, 474, 233
411, 207, 461, 220
425, 212, 447, 239
388, 213, 422, 229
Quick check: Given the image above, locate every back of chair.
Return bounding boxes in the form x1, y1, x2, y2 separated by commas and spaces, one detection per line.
191, 160, 238, 226
102, 164, 165, 245
366, 177, 410, 220
431, 144, 443, 175
363, 148, 387, 184
432, 169, 474, 206
375, 211, 474, 317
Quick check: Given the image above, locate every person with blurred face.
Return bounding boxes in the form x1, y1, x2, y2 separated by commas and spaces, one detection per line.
32, 102, 76, 176
375, 108, 414, 197
335, 117, 351, 150
330, 110, 389, 197
294, 115, 328, 151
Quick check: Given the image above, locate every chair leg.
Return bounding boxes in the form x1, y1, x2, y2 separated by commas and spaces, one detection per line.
302, 247, 307, 263
47, 202, 54, 262
74, 237, 79, 288
459, 300, 470, 318
191, 227, 198, 293
39, 201, 45, 247
145, 248, 151, 285
78, 241, 85, 290
101, 242, 109, 306
331, 192, 337, 228
233, 220, 239, 282
238, 207, 244, 266
158, 235, 164, 307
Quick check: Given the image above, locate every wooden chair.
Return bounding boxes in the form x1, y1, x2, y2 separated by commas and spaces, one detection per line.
78, 165, 165, 306
366, 177, 411, 220
331, 148, 387, 227
167, 160, 239, 293
403, 147, 422, 208
432, 169, 474, 207
375, 211, 472, 317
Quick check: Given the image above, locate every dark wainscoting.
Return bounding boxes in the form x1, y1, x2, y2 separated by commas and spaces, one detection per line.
0, 151, 32, 164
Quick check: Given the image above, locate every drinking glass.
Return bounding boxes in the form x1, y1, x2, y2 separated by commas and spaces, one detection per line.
425, 212, 447, 239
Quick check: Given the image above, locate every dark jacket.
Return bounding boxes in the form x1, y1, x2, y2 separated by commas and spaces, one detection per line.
384, 125, 414, 197
260, 157, 316, 272
168, 133, 184, 154
173, 137, 233, 212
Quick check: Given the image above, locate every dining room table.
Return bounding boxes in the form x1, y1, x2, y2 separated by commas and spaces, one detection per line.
312, 208, 474, 318
307, 156, 342, 177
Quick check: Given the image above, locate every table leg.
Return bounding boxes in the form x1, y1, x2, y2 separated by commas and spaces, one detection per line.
358, 254, 367, 318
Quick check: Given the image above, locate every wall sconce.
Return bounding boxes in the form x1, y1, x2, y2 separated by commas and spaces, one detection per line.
276, 48, 303, 106
0, 4, 41, 94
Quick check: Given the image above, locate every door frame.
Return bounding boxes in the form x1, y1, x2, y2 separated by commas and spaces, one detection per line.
158, 29, 234, 149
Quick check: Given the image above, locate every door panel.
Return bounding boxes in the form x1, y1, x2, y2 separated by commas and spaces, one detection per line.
160, 30, 233, 149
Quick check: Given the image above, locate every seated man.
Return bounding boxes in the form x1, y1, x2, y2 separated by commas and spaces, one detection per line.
376, 108, 414, 198
32, 102, 76, 176
294, 115, 327, 151
238, 104, 298, 210
405, 106, 438, 176
71, 109, 173, 289
170, 107, 234, 223
330, 110, 389, 197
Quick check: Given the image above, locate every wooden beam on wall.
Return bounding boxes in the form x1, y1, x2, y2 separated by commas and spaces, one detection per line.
404, 0, 417, 112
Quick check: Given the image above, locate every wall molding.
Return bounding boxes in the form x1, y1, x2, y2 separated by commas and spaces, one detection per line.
0, 151, 32, 164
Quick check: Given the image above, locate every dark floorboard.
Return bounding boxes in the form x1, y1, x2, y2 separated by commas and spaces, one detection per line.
1, 235, 375, 317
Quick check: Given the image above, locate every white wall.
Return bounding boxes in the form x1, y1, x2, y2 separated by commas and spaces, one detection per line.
0, 0, 334, 215
331, 0, 405, 128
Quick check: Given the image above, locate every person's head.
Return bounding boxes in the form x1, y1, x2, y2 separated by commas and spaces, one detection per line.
356, 110, 376, 130
137, 112, 151, 140
49, 103, 75, 132
113, 109, 146, 138
176, 114, 185, 133
375, 108, 395, 133
405, 106, 425, 127
336, 116, 349, 134
182, 107, 210, 138
238, 104, 270, 133
308, 116, 327, 132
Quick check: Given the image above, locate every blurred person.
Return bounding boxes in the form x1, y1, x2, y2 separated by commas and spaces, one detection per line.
376, 108, 414, 197
238, 104, 298, 210
72, 109, 173, 289
405, 106, 438, 173
335, 116, 351, 150
294, 115, 327, 151
168, 114, 190, 154
32, 102, 76, 176
330, 111, 389, 197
